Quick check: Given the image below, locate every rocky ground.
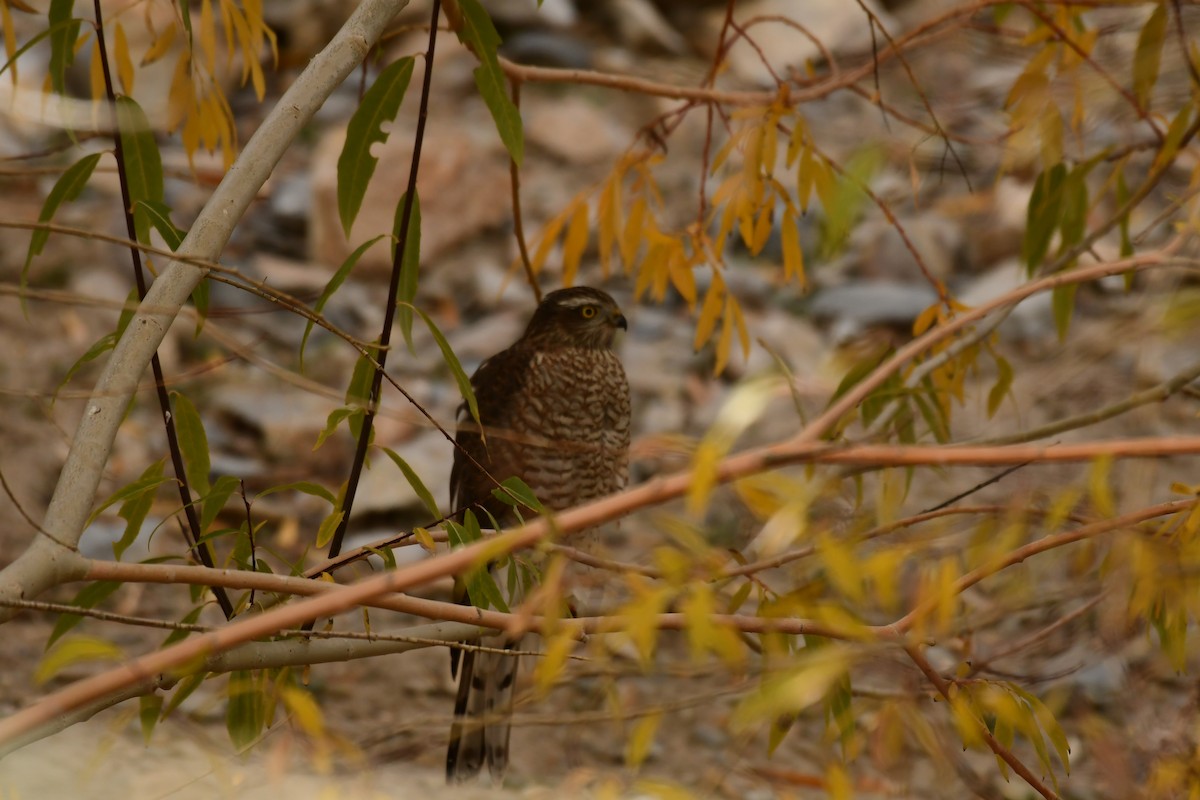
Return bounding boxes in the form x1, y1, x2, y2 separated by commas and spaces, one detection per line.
1, 0, 1199, 797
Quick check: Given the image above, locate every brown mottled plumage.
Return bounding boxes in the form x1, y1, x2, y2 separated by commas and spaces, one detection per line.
446, 286, 631, 784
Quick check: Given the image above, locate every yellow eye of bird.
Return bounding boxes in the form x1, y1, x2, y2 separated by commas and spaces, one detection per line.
581, 305, 598, 319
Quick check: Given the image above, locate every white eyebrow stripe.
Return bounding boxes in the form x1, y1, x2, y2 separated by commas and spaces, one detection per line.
557, 295, 601, 308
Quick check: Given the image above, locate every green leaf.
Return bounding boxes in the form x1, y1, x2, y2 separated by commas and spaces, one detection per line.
136, 199, 185, 250
171, 392, 211, 496
492, 476, 544, 514
1056, 167, 1089, 254
412, 306, 480, 428
1023, 163, 1067, 274
46, 581, 121, 648
1115, 167, 1134, 265
316, 509, 344, 549
381, 447, 440, 519
116, 96, 165, 244
54, 332, 116, 403
162, 673, 205, 718
1132, 3, 1167, 108
987, 354, 1013, 418
337, 56, 415, 236
300, 235, 385, 370
114, 460, 166, 560
200, 474, 242, 534
254, 481, 336, 506
446, 514, 509, 612
1051, 283, 1077, 341
23, 153, 102, 292
139, 693, 164, 743
456, 0, 524, 165
314, 406, 357, 450
346, 346, 377, 407
392, 190, 421, 352
162, 604, 206, 648
226, 670, 267, 750
47, 0, 81, 96
36, 635, 124, 684
87, 461, 171, 526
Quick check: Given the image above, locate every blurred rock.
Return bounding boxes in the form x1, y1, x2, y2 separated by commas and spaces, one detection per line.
527, 96, 628, 164
809, 281, 938, 343
310, 117, 511, 276
500, 29, 594, 68
957, 259, 1054, 343
700, 0, 896, 86
350, 430, 454, 516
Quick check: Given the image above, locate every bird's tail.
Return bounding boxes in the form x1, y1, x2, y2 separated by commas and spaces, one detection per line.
446, 638, 520, 783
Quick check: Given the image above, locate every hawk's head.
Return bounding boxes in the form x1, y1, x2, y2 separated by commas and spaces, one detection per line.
525, 286, 627, 348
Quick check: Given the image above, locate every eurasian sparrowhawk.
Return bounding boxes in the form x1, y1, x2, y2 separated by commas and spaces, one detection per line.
446, 286, 631, 783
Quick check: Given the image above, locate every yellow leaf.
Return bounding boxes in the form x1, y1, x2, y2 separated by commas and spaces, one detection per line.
826, 762, 853, 800
281, 685, 324, 736
733, 645, 850, 726
36, 635, 124, 684
88, 31, 103, 106
142, 20, 176, 67
626, 712, 662, 769
750, 202, 772, 255
715, 303, 733, 375
413, 526, 435, 552
533, 628, 576, 695
693, 277, 724, 350
667, 252, 697, 307
530, 209, 567, 275
199, 0, 217, 74
597, 178, 619, 275
797, 145, 815, 212
688, 375, 779, 513
780, 210, 805, 284
819, 532, 864, 603
112, 22, 134, 95
912, 302, 941, 336
620, 195, 645, 269
1088, 454, 1115, 517
729, 296, 750, 360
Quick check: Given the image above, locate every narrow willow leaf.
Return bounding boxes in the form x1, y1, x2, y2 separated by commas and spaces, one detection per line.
254, 480, 336, 505
162, 604, 206, 647
87, 461, 171, 526
314, 407, 355, 450
393, 191, 421, 352
226, 670, 266, 750
492, 476, 544, 514
139, 693, 163, 742
113, 459, 166, 560
36, 635, 124, 684
1022, 163, 1066, 274
171, 391, 212, 496
986, 354, 1013, 418
200, 474, 242, 535
1132, 4, 1167, 108
316, 509, 344, 549
53, 330, 116, 404
337, 56, 415, 236
382, 447, 439, 519
1057, 167, 1089, 252
46, 581, 121, 648
456, 0, 523, 165
299, 235, 385, 370
412, 306, 479, 427
47, 0, 80, 95
23, 153, 102, 288
116, 96, 165, 244
625, 712, 662, 768
1051, 283, 1077, 341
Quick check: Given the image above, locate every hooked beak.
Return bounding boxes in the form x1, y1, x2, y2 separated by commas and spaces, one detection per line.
612, 311, 628, 331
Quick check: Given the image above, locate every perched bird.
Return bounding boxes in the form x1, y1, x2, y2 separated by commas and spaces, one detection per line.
446, 286, 632, 783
